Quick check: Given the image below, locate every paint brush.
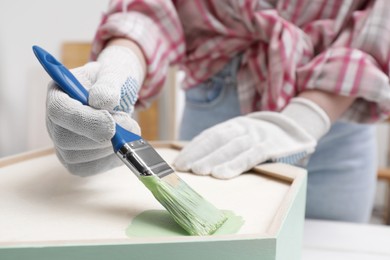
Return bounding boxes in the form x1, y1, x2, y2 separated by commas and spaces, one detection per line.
32, 45, 227, 235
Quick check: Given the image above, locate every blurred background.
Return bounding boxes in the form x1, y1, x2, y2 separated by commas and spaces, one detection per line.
0, 0, 389, 224
0, 0, 109, 156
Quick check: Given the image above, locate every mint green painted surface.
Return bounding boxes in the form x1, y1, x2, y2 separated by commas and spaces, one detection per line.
126, 209, 244, 237
0, 239, 276, 260
275, 173, 307, 260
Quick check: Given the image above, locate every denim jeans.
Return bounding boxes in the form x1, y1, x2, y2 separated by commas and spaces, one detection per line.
179, 56, 377, 222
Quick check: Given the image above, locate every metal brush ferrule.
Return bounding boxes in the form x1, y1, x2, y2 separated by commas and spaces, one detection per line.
116, 139, 174, 178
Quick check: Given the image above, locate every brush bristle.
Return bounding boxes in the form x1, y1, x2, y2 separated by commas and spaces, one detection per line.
139, 174, 227, 236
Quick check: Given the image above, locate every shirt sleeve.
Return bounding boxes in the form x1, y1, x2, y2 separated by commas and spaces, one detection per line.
295, 1, 390, 123
91, 0, 185, 107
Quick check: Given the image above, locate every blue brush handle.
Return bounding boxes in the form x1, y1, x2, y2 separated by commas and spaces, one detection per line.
32, 45, 141, 152
32, 45, 89, 105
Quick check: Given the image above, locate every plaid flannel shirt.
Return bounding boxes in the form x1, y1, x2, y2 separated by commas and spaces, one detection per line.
92, 0, 390, 122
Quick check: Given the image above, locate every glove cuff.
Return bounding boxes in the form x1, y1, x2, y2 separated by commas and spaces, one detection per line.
281, 97, 331, 140
98, 45, 145, 86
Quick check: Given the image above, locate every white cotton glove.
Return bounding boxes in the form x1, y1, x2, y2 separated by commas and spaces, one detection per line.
46, 46, 145, 176
173, 98, 331, 179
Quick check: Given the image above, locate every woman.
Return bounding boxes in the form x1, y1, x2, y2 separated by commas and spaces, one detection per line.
46, 0, 390, 222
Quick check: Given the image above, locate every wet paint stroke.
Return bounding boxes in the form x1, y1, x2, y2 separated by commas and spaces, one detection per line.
126, 209, 244, 237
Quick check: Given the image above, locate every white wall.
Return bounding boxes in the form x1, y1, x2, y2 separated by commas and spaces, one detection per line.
0, 0, 109, 157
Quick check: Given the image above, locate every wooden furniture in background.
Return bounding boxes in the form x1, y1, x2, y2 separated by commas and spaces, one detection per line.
137, 101, 159, 140
61, 42, 92, 69
61, 42, 175, 141
377, 117, 390, 225
378, 168, 390, 225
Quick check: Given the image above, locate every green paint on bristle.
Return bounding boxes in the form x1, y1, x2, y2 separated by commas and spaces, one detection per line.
139, 175, 227, 236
